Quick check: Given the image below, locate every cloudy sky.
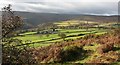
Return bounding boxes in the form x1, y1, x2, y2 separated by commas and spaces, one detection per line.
0, 0, 119, 15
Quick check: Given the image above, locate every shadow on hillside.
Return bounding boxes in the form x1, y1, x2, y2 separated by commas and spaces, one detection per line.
59, 46, 90, 63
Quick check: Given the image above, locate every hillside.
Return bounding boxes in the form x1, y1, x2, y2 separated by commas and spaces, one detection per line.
3, 11, 120, 64
14, 11, 118, 29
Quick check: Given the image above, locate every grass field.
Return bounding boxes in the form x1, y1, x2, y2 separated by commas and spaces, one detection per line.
19, 31, 37, 35
13, 28, 107, 47
54, 20, 80, 26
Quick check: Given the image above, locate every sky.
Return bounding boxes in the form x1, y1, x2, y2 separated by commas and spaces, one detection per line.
0, 0, 119, 15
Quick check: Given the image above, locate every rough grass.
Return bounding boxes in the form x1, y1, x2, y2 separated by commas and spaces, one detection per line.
83, 43, 101, 51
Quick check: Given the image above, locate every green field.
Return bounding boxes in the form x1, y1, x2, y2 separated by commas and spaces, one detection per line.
13, 28, 107, 47
19, 31, 37, 35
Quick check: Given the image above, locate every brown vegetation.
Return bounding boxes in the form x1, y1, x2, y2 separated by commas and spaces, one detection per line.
30, 29, 120, 63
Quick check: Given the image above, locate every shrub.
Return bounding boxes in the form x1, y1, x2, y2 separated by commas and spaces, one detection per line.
60, 45, 84, 62
58, 33, 67, 41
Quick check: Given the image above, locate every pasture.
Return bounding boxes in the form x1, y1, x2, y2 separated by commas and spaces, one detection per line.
13, 28, 107, 47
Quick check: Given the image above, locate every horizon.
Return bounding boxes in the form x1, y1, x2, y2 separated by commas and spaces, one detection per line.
13, 11, 119, 16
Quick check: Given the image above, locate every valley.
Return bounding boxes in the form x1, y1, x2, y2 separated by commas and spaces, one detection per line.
2, 11, 120, 64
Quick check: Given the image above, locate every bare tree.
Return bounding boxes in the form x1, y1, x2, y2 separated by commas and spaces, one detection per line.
2, 5, 37, 64
2, 4, 23, 37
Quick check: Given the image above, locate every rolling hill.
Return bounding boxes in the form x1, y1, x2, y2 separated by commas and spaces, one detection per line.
14, 11, 118, 29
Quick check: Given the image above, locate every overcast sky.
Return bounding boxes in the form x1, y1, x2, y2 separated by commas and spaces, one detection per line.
0, 0, 119, 15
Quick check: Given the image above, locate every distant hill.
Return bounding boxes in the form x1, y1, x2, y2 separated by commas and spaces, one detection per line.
14, 11, 118, 29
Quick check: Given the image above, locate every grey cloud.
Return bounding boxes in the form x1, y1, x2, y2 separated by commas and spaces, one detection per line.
0, 1, 118, 15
